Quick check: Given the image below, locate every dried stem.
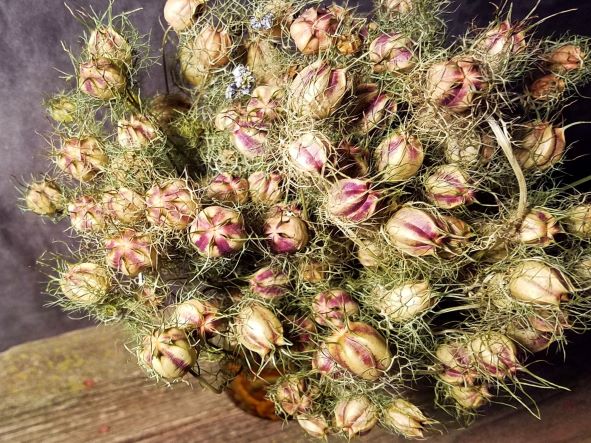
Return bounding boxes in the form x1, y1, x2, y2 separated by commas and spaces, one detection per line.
487, 117, 527, 224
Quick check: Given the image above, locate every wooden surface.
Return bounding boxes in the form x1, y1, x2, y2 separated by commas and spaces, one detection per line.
1, 326, 590, 443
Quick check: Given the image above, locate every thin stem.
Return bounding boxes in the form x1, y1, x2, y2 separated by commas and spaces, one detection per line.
161, 26, 173, 95
188, 368, 224, 394
564, 174, 591, 190
487, 117, 528, 224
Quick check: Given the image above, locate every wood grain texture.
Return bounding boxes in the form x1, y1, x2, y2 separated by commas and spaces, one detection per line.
1, 325, 590, 443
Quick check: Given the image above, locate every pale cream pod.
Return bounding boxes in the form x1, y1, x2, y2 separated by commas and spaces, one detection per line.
87, 26, 132, 64
564, 204, 591, 238
517, 208, 561, 246
325, 321, 393, 380
545, 44, 584, 73
102, 187, 145, 224
289, 60, 349, 119
334, 396, 378, 438
381, 0, 413, 14
248, 172, 283, 205
469, 332, 519, 378
373, 281, 433, 322
375, 131, 424, 181
60, 262, 111, 304
383, 398, 431, 439
25, 180, 63, 216
289, 7, 337, 54
296, 414, 331, 439
234, 303, 286, 357
449, 385, 491, 409
515, 121, 565, 171
164, 0, 205, 31
117, 115, 158, 148
140, 328, 197, 379
509, 260, 573, 306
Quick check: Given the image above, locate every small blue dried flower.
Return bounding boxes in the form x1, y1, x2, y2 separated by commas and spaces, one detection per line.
250, 12, 274, 31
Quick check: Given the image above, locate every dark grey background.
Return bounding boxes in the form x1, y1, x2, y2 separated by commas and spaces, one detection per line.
1, 0, 591, 352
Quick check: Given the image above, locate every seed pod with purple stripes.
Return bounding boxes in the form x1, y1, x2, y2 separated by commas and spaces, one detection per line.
189, 206, 247, 258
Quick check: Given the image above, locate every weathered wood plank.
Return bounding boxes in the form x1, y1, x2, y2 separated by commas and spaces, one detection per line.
1, 325, 590, 443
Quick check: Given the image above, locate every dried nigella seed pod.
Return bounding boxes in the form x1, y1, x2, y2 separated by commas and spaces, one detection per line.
517, 208, 562, 246
385, 207, 448, 257
87, 26, 132, 65
139, 328, 197, 379
289, 60, 349, 119
369, 33, 415, 73
381, 0, 413, 14
334, 396, 378, 438
105, 230, 156, 277
289, 7, 337, 54
274, 375, 315, 416
528, 73, 566, 101
249, 266, 289, 299
296, 414, 331, 439
163, 0, 205, 31
477, 20, 526, 57
56, 137, 108, 182
288, 131, 332, 175
68, 195, 106, 232
371, 281, 434, 322
117, 115, 158, 148
206, 173, 249, 205
545, 44, 585, 73
233, 302, 286, 357
565, 204, 591, 238
375, 131, 424, 182
324, 321, 393, 380
326, 179, 381, 222
189, 206, 247, 258
312, 289, 360, 326
145, 179, 198, 230
264, 205, 309, 254
424, 165, 475, 209
468, 332, 519, 379
59, 262, 111, 304
508, 260, 574, 306
79, 58, 126, 100
102, 187, 145, 224
25, 180, 63, 216
248, 171, 283, 204
426, 57, 488, 112
383, 398, 431, 439
449, 384, 491, 409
